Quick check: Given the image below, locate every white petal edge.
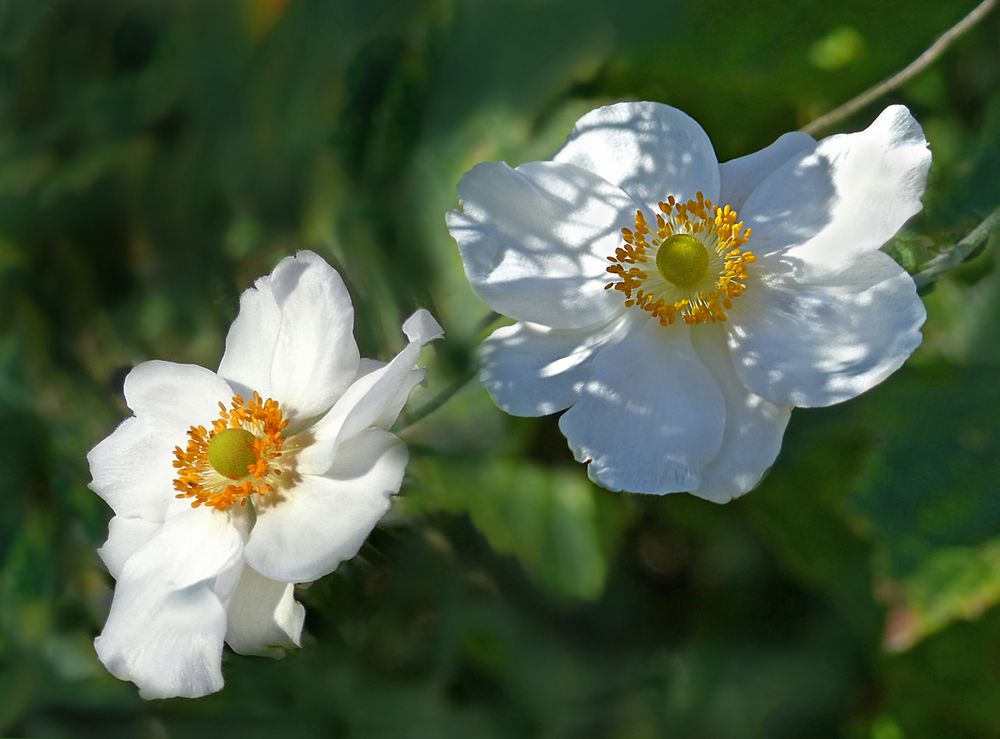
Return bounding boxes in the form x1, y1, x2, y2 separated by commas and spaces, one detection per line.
218, 250, 361, 422
742, 106, 931, 276
98, 516, 163, 579
123, 360, 233, 434
478, 316, 627, 417
718, 131, 815, 213
553, 101, 721, 214
224, 565, 305, 658
688, 326, 792, 503
447, 160, 636, 329
348, 358, 423, 429
727, 249, 926, 408
244, 430, 407, 583
295, 314, 441, 475
558, 316, 726, 494
94, 508, 243, 699
402, 308, 444, 344
88, 416, 181, 521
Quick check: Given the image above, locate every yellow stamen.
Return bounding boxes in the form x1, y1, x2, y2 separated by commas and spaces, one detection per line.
173, 392, 288, 511
605, 192, 755, 326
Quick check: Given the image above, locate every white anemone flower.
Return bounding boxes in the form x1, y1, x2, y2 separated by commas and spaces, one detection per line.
447, 102, 929, 502
88, 250, 442, 699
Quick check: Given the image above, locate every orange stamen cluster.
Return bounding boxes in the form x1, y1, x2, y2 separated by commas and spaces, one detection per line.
173, 393, 288, 510
605, 192, 755, 326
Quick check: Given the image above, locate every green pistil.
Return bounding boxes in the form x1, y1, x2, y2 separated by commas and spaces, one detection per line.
207, 428, 257, 480
656, 234, 709, 287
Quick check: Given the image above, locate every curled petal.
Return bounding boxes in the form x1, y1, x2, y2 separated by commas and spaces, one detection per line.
224, 565, 305, 658
296, 310, 441, 475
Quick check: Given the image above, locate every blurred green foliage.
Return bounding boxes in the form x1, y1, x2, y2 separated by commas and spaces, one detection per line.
1, 0, 999, 736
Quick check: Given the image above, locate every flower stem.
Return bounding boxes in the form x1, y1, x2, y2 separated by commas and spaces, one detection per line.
398, 311, 500, 431
913, 206, 1000, 288
802, 0, 997, 136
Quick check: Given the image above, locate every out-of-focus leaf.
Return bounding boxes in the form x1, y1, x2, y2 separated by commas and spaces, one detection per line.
882, 231, 937, 275
881, 608, 1000, 738
926, 234, 1000, 365
850, 365, 1000, 648
412, 458, 627, 601
881, 541, 1000, 652
746, 411, 881, 636
808, 26, 866, 70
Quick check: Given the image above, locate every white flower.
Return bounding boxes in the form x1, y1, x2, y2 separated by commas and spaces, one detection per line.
447, 102, 929, 502
87, 250, 442, 699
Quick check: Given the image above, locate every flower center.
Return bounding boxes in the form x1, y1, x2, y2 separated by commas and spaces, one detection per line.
173, 393, 288, 511
207, 428, 258, 480
605, 192, 755, 326
656, 234, 709, 287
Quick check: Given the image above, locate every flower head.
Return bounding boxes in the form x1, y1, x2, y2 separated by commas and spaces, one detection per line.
447, 102, 929, 501
88, 250, 442, 698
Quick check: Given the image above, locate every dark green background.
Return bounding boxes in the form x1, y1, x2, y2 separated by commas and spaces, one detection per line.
2, 0, 999, 736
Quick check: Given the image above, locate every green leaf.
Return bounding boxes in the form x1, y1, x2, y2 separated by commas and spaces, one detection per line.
881, 542, 1000, 652
411, 457, 626, 601
850, 365, 1000, 648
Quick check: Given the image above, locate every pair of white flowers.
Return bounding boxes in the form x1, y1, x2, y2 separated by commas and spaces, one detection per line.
89, 101, 930, 698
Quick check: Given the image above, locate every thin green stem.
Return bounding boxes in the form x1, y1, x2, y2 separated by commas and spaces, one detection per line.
398, 312, 500, 431
913, 206, 1000, 288
802, 0, 997, 136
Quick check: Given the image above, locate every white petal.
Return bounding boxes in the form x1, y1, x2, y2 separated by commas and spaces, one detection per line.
742, 106, 931, 276
98, 516, 162, 578
224, 565, 304, 657
402, 309, 444, 344
688, 327, 792, 503
218, 250, 360, 421
728, 250, 926, 407
558, 316, 725, 494
553, 101, 720, 213
478, 316, 626, 417
123, 361, 233, 434
94, 509, 243, 699
354, 358, 386, 378
87, 417, 180, 520
718, 131, 815, 212
90, 363, 233, 521
295, 319, 439, 475
354, 359, 426, 430
244, 430, 407, 583
447, 160, 636, 329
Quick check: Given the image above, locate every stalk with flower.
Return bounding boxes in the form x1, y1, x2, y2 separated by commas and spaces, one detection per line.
88, 250, 442, 699
447, 102, 930, 501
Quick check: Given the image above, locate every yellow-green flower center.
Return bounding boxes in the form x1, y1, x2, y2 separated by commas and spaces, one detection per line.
605, 193, 756, 326
207, 427, 257, 480
655, 233, 709, 287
